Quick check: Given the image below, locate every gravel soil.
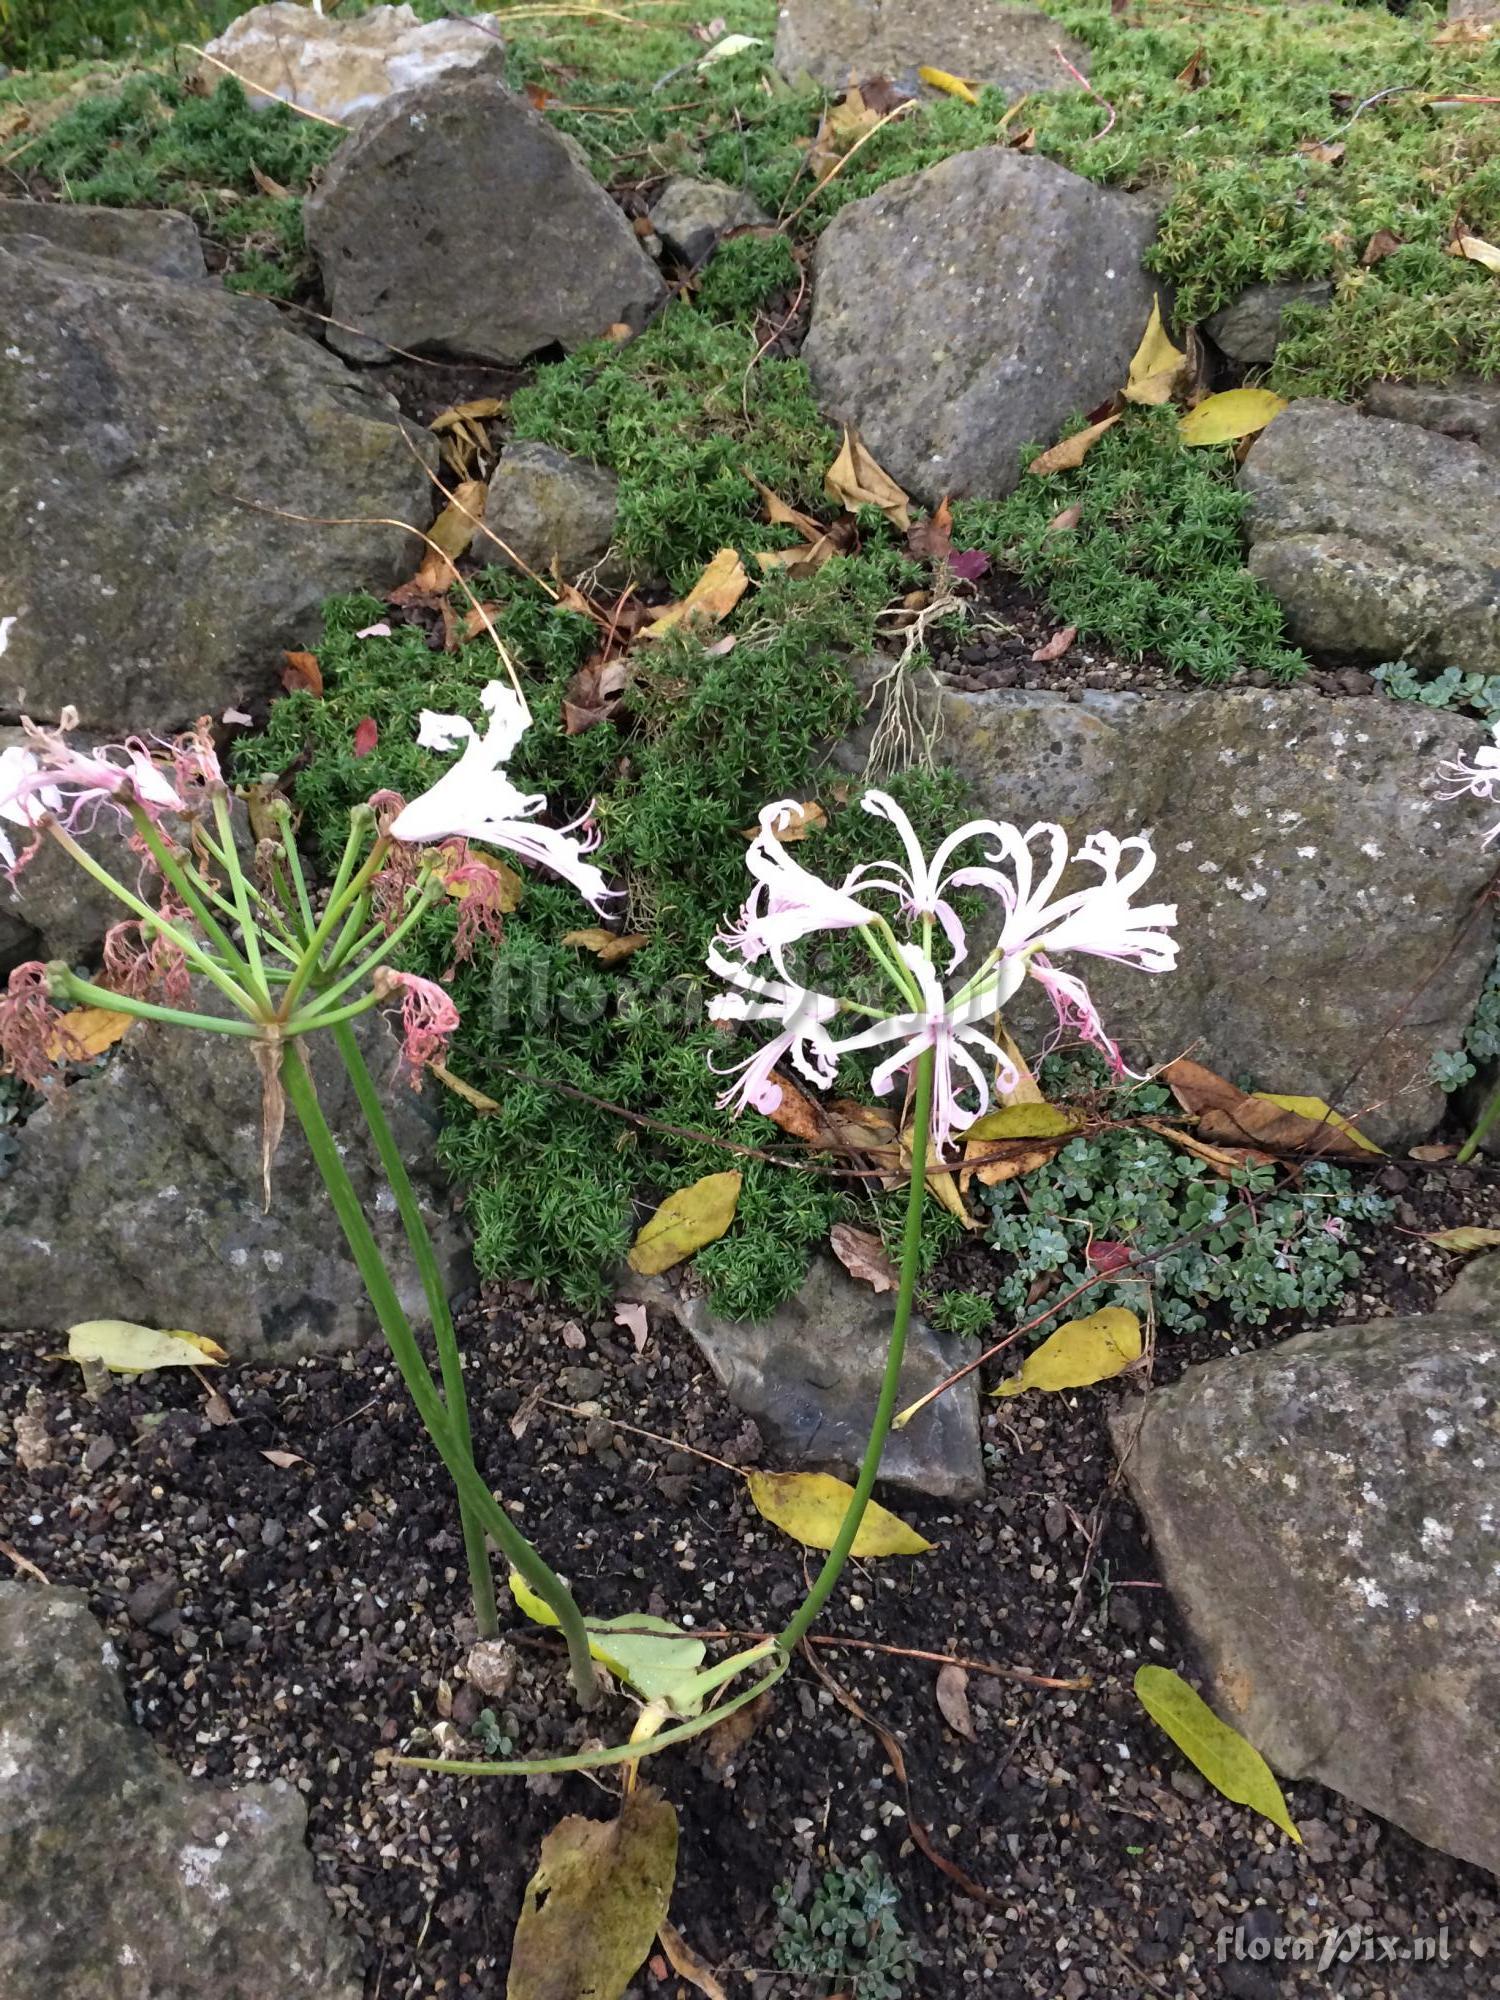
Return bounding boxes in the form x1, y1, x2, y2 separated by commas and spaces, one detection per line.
4, 1150, 1498, 2000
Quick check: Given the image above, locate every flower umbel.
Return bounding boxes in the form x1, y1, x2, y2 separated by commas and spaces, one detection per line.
388, 681, 615, 912
1435, 721, 1500, 848
707, 794, 1179, 1152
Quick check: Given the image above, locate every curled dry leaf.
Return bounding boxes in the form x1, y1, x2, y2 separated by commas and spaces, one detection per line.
562, 927, 650, 965
657, 1922, 730, 2000
426, 477, 489, 564
1138, 1114, 1271, 1177
67, 1320, 228, 1374
1030, 624, 1076, 662
1454, 233, 1500, 273
427, 1060, 503, 1114
1294, 137, 1345, 165
806, 83, 887, 180
906, 496, 954, 563
1028, 413, 1121, 475
45, 1007, 133, 1062
1362, 228, 1403, 265
280, 650, 323, 697
1046, 504, 1083, 535
742, 800, 825, 842
702, 1688, 775, 1775
261, 1448, 306, 1469
744, 468, 821, 540
613, 1300, 650, 1352
562, 654, 628, 735
935, 1662, 975, 1741
627, 1171, 742, 1275
641, 548, 749, 637
1123, 295, 1189, 408
1423, 1226, 1500, 1254
829, 1221, 898, 1293
430, 397, 506, 432
824, 427, 912, 531
1162, 1058, 1381, 1158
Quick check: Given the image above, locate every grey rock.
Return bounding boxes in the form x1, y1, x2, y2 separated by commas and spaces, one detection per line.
0, 1583, 361, 1999
1111, 1312, 1500, 1875
1438, 1248, 1500, 1316
1203, 280, 1331, 368
306, 78, 665, 366
0, 1006, 472, 1360
802, 149, 1160, 500
774, 0, 1089, 96
199, 3, 507, 125
1363, 374, 1500, 457
0, 200, 204, 280
1448, 0, 1499, 19
622, 1254, 983, 1501
0, 240, 434, 736
482, 441, 619, 581
649, 175, 768, 265
838, 679, 1499, 1145
1239, 399, 1500, 673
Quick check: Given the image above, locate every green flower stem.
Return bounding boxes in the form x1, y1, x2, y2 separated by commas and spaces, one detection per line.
125, 805, 257, 989
48, 969, 266, 1038
190, 826, 303, 957
284, 992, 383, 1034
777, 1044, 934, 1657
270, 803, 319, 940
328, 908, 382, 970
211, 793, 270, 1005
291, 885, 441, 1025
1459, 1082, 1500, 1164
277, 815, 382, 1017
46, 825, 261, 1021
277, 1044, 600, 1708
399, 1658, 789, 1779
865, 914, 925, 1009
330, 1019, 498, 1640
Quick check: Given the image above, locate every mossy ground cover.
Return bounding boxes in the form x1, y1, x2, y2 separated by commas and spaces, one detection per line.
13, 0, 1436, 1315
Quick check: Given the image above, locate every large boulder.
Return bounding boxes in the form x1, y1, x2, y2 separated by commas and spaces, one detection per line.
305, 78, 666, 366
1111, 1313, 1500, 1876
0, 240, 435, 736
198, 3, 507, 125
622, 1254, 983, 1501
802, 150, 1161, 500
0, 199, 205, 279
1239, 399, 1500, 673
774, 0, 1090, 97
0, 1007, 471, 1361
838, 681, 1499, 1145
482, 441, 619, 581
0, 1583, 361, 1999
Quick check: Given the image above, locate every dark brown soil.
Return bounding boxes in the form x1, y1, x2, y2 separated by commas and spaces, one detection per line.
5, 1153, 1498, 2000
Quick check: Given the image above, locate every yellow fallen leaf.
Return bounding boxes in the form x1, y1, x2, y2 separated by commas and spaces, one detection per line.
1028, 413, 1122, 475
426, 477, 489, 562
1423, 1226, 1500, 1254
743, 468, 821, 539
1454, 234, 1500, 273
428, 1060, 502, 1114
825, 428, 912, 532
918, 64, 979, 103
965, 1103, 1080, 1142
45, 1006, 133, 1062
67, 1320, 228, 1374
745, 1470, 934, 1556
562, 927, 652, 966
806, 84, 885, 180
509, 1571, 706, 1708
627, 1171, 742, 1274
430, 397, 506, 431
1124, 294, 1189, 407
641, 548, 750, 638
1251, 1093, 1382, 1155
741, 801, 825, 842
1179, 388, 1287, 446
1135, 1665, 1301, 1843
993, 1307, 1141, 1398
508, 1786, 680, 2000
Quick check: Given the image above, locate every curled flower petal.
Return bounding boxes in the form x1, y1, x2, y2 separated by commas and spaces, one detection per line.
721, 799, 877, 965
1435, 722, 1500, 847
0, 961, 65, 1092
0, 744, 62, 876
373, 967, 460, 1080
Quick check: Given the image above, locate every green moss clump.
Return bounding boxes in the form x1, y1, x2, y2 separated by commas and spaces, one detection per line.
953, 409, 1305, 683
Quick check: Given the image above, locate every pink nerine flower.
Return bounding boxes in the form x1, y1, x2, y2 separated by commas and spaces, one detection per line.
1, 708, 184, 834
719, 800, 877, 966
374, 968, 460, 1078
0, 745, 61, 875
388, 682, 614, 912
705, 945, 839, 1115
1436, 722, 1500, 847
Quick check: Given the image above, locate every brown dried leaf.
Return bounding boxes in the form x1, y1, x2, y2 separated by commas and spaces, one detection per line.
427, 478, 489, 564
280, 650, 323, 697
761, 1068, 834, 1145
742, 800, 825, 842
906, 496, 954, 563
1028, 413, 1121, 475
1138, 1115, 1271, 1177
825, 427, 912, 531
935, 1663, 975, 1741
249, 160, 291, 198
430, 398, 506, 432
261, 1448, 306, 1469
1046, 504, 1083, 535
1295, 138, 1345, 165
1409, 1142, 1457, 1163
657, 1922, 729, 2000
701, 1689, 775, 1774
806, 84, 886, 180
743, 468, 822, 540
562, 654, 629, 735
562, 927, 651, 966
830, 1222, 898, 1293
1362, 228, 1403, 265
1162, 1059, 1380, 1159
613, 1301, 650, 1353
1030, 625, 1077, 663
641, 549, 749, 637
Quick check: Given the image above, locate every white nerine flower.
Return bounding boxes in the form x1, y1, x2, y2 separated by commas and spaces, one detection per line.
0, 745, 61, 873
706, 945, 839, 1116
1436, 723, 1500, 848
719, 799, 878, 967
389, 681, 615, 911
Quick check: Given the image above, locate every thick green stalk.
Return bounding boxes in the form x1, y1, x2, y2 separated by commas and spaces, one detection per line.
777, 1045, 935, 1656
49, 969, 265, 1038
1459, 1082, 1500, 1165
277, 1045, 600, 1706
330, 1019, 498, 1640
291, 882, 440, 1023
269, 803, 319, 941
126, 803, 257, 988
277, 817, 383, 1018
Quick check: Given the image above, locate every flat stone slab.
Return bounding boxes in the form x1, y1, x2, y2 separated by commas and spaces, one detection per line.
305, 77, 665, 366
1240, 399, 1500, 674
775, 0, 1089, 96
0, 1583, 361, 1999
0, 1009, 471, 1361
0, 238, 434, 735
1111, 1312, 1500, 1876
803, 149, 1160, 500
839, 681, 1500, 1145
1363, 374, 1500, 458
623, 1254, 984, 1501
199, 2, 507, 125
0, 199, 205, 280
